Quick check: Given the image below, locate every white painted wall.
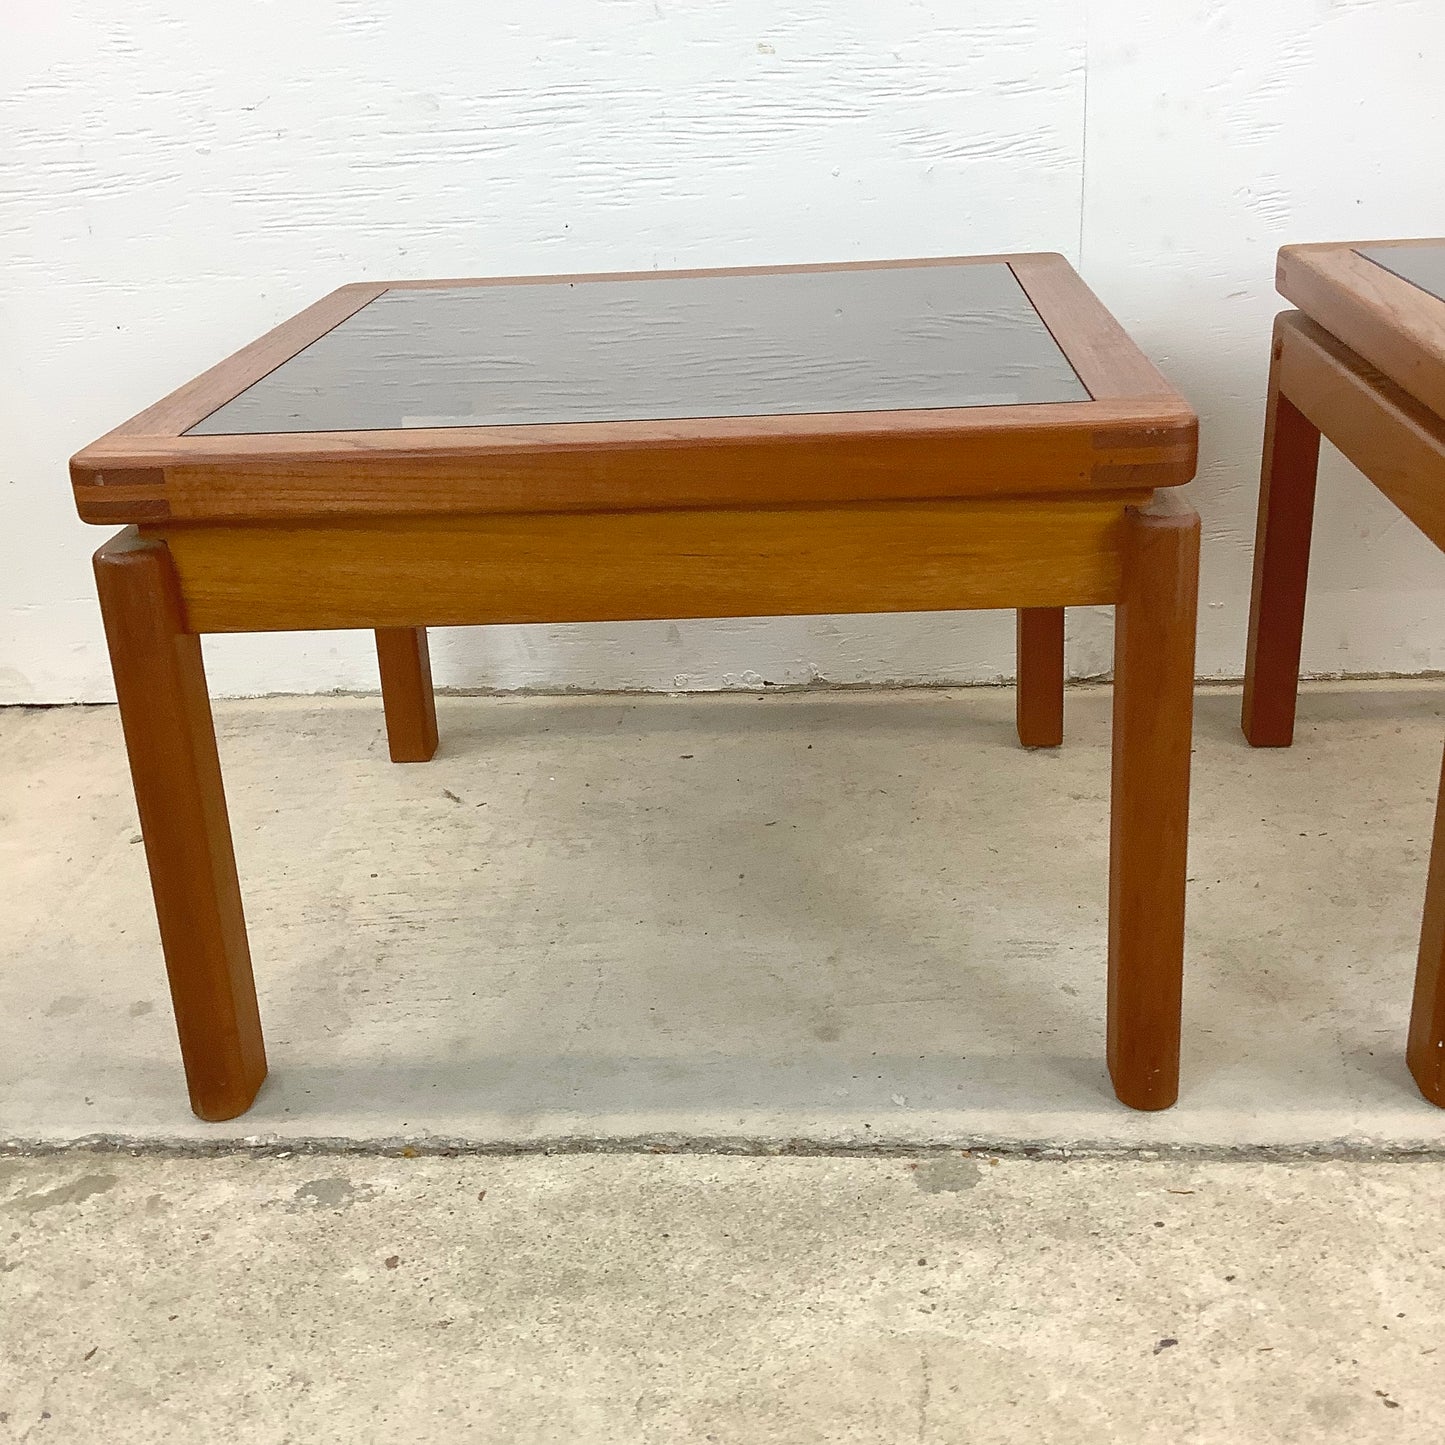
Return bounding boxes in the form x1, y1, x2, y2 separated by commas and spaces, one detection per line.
4, 1, 1444, 703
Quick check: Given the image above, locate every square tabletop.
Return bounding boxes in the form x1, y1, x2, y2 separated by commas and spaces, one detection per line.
1277, 239, 1445, 418
71, 254, 1195, 525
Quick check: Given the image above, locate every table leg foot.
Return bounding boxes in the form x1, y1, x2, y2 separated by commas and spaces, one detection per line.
1016, 608, 1064, 748
376, 627, 439, 762
1409, 746, 1445, 1108
1242, 321, 1321, 748
95, 529, 267, 1122
1107, 493, 1199, 1111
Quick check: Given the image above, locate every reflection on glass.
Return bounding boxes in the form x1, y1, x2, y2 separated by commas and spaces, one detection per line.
1357, 245, 1445, 305
187, 263, 1090, 436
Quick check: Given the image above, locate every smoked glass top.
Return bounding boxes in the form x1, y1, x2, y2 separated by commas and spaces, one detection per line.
1357, 244, 1445, 305
186, 264, 1090, 436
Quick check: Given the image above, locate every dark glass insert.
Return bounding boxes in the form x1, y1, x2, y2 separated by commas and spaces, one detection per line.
187, 263, 1091, 436
1357, 244, 1445, 306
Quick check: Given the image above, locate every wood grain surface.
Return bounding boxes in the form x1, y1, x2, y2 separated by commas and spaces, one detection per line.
1273, 311, 1445, 550
1277, 239, 1445, 419
375, 628, 439, 763
1107, 490, 1199, 1111
73, 405, 1192, 525
149, 495, 1146, 634
93, 529, 267, 1121
1241, 315, 1324, 748
1409, 744, 1445, 1107
1014, 607, 1065, 748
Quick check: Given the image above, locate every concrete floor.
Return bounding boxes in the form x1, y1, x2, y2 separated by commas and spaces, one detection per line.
4, 680, 1445, 1149
6, 681, 1445, 1440
2, 1150, 1443, 1443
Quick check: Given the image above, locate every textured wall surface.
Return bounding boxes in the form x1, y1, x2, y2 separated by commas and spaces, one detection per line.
3, 2, 1443, 702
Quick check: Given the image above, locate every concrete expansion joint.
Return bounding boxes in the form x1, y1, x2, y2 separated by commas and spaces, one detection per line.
6, 1134, 1445, 1163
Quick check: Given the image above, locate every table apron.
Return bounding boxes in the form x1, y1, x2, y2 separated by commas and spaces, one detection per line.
140, 496, 1149, 634
1275, 311, 1445, 551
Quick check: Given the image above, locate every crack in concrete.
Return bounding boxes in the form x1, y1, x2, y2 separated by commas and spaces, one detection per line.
5, 1136, 1445, 1162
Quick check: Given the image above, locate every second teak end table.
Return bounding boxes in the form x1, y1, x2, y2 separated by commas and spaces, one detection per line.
71, 254, 1199, 1121
1244, 237, 1445, 1107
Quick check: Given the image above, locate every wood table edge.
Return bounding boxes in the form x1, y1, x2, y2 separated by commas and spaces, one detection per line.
70, 253, 1196, 525
1277, 240, 1445, 417
71, 397, 1196, 525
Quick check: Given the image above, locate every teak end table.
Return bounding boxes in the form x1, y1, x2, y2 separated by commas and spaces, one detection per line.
1243, 237, 1445, 1107
71, 254, 1199, 1121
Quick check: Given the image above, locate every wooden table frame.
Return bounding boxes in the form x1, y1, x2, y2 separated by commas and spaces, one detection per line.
73, 254, 1200, 1121
1243, 239, 1445, 1108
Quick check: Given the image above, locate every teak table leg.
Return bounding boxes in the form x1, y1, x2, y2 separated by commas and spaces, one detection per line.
375, 627, 439, 763
1408, 745, 1445, 1107
1016, 607, 1065, 748
94, 529, 266, 1121
1242, 331, 1322, 748
1107, 493, 1199, 1110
